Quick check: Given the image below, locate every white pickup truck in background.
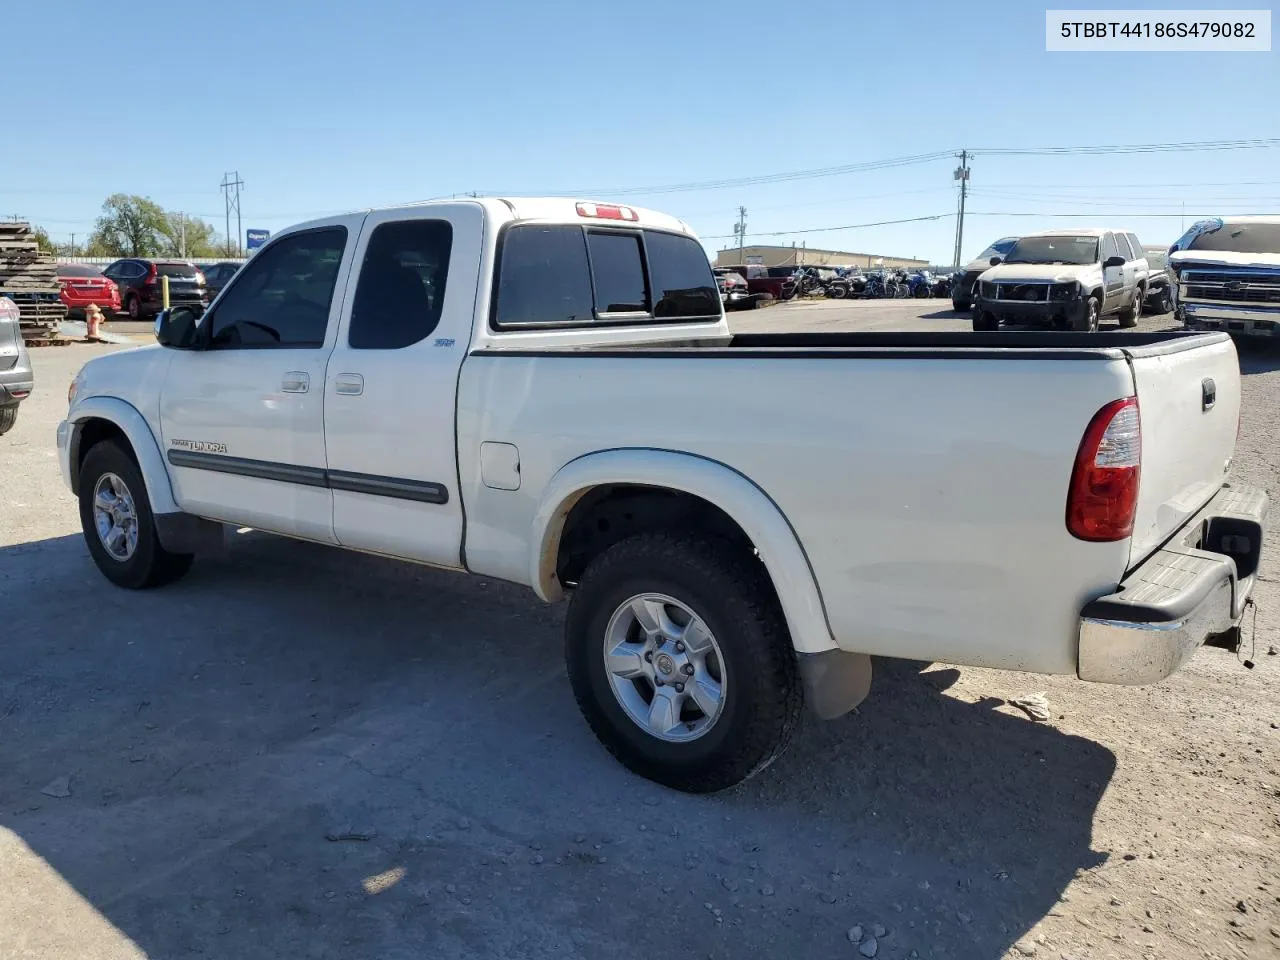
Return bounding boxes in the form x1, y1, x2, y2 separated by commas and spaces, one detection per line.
1171, 215, 1280, 339
58, 198, 1268, 792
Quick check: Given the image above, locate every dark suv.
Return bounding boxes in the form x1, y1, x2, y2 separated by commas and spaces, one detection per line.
102, 259, 209, 320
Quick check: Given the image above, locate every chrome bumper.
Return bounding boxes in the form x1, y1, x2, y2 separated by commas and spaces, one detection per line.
1183, 302, 1280, 335
1078, 484, 1268, 685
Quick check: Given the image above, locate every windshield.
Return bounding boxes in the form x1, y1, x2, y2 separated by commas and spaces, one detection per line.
1003, 236, 1099, 266
1185, 221, 1280, 255
976, 238, 1017, 261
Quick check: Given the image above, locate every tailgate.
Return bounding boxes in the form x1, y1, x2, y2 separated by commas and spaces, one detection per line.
1126, 334, 1240, 567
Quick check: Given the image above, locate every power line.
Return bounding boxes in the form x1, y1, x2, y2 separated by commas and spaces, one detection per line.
968, 210, 1280, 218
972, 137, 1280, 156
703, 213, 950, 241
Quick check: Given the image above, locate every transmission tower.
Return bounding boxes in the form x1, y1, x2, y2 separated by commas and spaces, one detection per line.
220, 172, 245, 256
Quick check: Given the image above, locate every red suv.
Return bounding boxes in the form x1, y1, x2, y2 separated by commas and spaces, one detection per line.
101, 259, 208, 320
56, 263, 122, 317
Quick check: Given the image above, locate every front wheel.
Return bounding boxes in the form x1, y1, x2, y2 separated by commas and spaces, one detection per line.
566, 533, 802, 793
78, 440, 194, 589
1072, 296, 1101, 332
1118, 286, 1143, 328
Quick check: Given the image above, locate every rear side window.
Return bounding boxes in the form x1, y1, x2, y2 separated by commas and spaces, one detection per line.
646, 231, 719, 318
493, 224, 720, 328
1127, 234, 1144, 260
349, 219, 453, 349
586, 232, 647, 314
493, 225, 594, 326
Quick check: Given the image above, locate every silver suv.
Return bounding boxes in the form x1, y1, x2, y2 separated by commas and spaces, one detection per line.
0, 297, 33, 435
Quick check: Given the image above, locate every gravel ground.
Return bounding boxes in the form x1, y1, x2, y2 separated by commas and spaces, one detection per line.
1, 304, 1277, 960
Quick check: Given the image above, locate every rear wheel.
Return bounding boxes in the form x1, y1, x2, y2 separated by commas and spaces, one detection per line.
78, 440, 194, 589
566, 533, 802, 793
1073, 296, 1101, 332
0, 406, 17, 436
126, 295, 141, 320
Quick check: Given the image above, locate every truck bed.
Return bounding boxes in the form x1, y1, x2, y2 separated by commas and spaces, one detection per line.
460, 328, 1238, 675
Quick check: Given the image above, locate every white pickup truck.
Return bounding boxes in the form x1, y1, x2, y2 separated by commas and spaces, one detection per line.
58, 198, 1268, 792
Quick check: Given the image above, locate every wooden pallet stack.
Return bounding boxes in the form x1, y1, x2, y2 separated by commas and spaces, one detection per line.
0, 222, 67, 344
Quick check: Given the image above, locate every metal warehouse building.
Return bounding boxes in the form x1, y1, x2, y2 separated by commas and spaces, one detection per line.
714, 245, 928, 270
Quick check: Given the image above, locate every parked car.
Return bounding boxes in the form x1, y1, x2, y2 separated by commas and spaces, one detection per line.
101, 259, 209, 320
200, 261, 242, 301
60, 197, 1266, 793
973, 228, 1150, 332
952, 237, 1018, 311
723, 263, 797, 301
1169, 216, 1280, 338
931, 272, 953, 297
56, 263, 121, 317
0, 296, 32, 436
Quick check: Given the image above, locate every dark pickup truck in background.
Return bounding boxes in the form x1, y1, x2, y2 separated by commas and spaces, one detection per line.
720, 264, 798, 301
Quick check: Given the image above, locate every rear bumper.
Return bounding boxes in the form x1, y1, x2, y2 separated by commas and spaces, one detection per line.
1078, 483, 1269, 685
1182, 302, 1280, 337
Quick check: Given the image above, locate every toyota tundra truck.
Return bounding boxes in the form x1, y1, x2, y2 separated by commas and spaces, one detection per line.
57, 197, 1268, 792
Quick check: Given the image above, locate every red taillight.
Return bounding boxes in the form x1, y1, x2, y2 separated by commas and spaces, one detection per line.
1066, 396, 1141, 542
142, 263, 158, 286
576, 201, 638, 221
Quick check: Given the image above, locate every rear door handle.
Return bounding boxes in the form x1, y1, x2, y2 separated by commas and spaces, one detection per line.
282, 371, 310, 393
334, 374, 364, 396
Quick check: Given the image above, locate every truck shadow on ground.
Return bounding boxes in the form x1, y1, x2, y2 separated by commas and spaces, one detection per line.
0, 532, 1115, 960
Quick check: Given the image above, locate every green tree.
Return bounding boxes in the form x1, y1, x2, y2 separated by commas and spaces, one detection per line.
159, 212, 221, 258
88, 194, 169, 257
31, 225, 57, 254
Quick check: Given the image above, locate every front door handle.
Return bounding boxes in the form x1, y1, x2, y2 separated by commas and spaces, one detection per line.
282, 371, 310, 393
334, 373, 364, 396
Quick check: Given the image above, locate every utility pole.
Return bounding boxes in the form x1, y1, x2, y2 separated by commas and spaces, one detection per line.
733, 206, 747, 264
70, 233, 76, 255
220, 171, 245, 256
178, 212, 186, 257
952, 150, 970, 269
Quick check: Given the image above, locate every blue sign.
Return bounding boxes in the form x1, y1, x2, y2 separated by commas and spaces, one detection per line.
246, 229, 270, 250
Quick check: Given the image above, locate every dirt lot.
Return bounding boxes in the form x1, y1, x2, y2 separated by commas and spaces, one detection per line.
1, 301, 1277, 960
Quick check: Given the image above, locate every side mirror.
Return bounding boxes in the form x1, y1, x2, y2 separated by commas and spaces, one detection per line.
989, 256, 1003, 266
1103, 255, 1126, 268
155, 304, 205, 349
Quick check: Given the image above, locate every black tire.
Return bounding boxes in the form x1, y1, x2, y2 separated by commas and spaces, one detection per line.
78, 440, 194, 589
1073, 296, 1101, 332
1157, 287, 1174, 314
972, 310, 998, 331
126, 295, 141, 320
0, 406, 17, 436
1118, 286, 1143, 328
566, 533, 803, 793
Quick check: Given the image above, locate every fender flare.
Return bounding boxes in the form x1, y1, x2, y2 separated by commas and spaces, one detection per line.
69, 396, 180, 516
529, 449, 838, 655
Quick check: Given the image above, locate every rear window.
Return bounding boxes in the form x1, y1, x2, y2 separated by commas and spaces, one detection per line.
586, 232, 647, 314
56, 264, 103, 278
156, 263, 200, 278
647, 232, 719, 318
493, 224, 719, 328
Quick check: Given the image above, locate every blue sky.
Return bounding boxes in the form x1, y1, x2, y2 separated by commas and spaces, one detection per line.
6, 0, 1278, 263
